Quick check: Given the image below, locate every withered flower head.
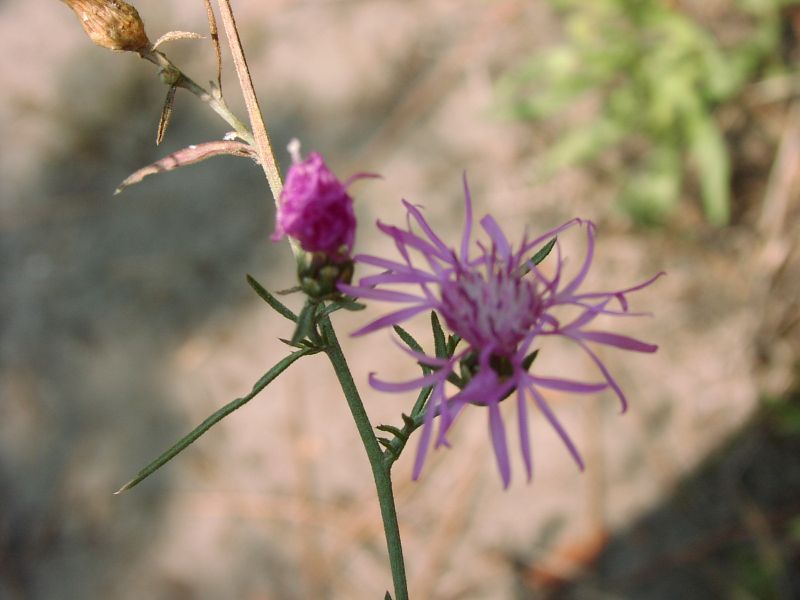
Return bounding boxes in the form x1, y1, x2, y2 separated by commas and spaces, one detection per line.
61, 0, 150, 52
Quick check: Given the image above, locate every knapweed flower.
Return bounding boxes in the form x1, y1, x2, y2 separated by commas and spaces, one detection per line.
340, 175, 662, 487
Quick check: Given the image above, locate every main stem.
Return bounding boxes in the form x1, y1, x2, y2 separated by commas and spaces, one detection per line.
320, 316, 409, 600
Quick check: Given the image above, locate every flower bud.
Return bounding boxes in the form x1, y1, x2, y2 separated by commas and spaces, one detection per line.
297, 251, 355, 300
61, 0, 150, 52
272, 141, 357, 262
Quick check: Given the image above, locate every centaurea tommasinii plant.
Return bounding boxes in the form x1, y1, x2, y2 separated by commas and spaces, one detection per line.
60, 2, 663, 598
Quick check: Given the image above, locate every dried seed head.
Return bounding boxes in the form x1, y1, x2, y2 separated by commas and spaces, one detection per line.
61, 0, 150, 52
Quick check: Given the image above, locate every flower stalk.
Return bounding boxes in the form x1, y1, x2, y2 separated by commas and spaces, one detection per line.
320, 315, 409, 600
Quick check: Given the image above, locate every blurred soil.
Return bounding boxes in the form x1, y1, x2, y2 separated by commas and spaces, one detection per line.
1, 1, 799, 599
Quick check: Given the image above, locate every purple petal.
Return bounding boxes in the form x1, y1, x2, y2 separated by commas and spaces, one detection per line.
560, 221, 597, 297
412, 388, 441, 480
368, 369, 447, 393
516, 218, 581, 262
529, 375, 608, 393
488, 402, 511, 488
336, 285, 427, 304
480, 215, 512, 261
401, 200, 452, 257
460, 173, 474, 263
353, 254, 421, 273
570, 330, 658, 353
349, 305, 434, 336
528, 383, 585, 471
517, 387, 533, 481
357, 271, 440, 287
376, 221, 452, 263
392, 338, 462, 368
572, 340, 629, 413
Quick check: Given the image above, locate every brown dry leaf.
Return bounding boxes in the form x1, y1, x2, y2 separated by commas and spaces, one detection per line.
152, 30, 205, 51
114, 141, 256, 194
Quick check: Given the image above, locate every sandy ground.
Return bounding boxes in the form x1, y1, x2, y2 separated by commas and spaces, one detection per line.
2, 1, 798, 599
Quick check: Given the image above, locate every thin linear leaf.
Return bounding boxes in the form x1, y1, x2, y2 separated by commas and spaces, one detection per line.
115, 140, 256, 194
409, 385, 433, 420
290, 301, 317, 346
319, 298, 366, 318
530, 237, 557, 266
392, 325, 424, 354
519, 237, 557, 276
446, 334, 461, 356
156, 85, 177, 145
246, 274, 297, 322
431, 311, 446, 358
115, 347, 314, 494
522, 349, 540, 371
376, 424, 406, 439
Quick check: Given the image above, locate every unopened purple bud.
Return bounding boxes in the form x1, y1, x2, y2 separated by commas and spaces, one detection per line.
272, 141, 356, 262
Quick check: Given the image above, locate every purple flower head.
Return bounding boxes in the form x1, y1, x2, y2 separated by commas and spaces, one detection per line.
340, 175, 663, 487
272, 140, 375, 261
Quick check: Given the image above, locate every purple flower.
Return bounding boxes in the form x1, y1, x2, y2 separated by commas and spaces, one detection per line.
340, 175, 663, 487
272, 140, 374, 261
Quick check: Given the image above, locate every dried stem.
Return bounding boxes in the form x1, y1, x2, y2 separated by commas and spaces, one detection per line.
214, 0, 283, 206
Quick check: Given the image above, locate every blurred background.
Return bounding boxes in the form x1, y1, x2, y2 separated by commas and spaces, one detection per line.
2, 0, 800, 598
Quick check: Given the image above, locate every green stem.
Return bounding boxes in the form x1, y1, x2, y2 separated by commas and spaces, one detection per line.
320, 316, 409, 600
140, 48, 255, 146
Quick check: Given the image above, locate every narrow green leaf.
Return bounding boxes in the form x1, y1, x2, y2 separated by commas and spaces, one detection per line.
519, 238, 557, 276
431, 311, 447, 358
376, 424, 407, 439
319, 298, 366, 318
522, 349, 540, 371
290, 301, 316, 346
446, 334, 461, 356
115, 348, 314, 494
446, 372, 465, 388
341, 299, 367, 311
385, 592, 393, 600
530, 237, 557, 266
246, 274, 297, 322
392, 325, 424, 354
688, 115, 730, 225
409, 385, 433, 421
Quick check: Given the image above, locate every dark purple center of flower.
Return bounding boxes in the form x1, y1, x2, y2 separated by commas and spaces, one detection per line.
439, 267, 542, 357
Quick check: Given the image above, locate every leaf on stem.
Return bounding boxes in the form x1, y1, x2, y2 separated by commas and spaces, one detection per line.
114, 348, 314, 494
430, 311, 447, 358
246, 274, 298, 322
115, 140, 255, 194
392, 325, 424, 354
319, 297, 366, 318
290, 301, 317, 346
156, 84, 177, 145
519, 237, 557, 276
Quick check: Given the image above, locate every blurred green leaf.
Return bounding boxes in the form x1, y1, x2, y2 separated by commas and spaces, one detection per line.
498, 0, 783, 226
687, 114, 731, 225
620, 148, 682, 226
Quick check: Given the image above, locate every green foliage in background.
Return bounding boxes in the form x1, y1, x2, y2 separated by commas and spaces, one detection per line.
498, 0, 792, 225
